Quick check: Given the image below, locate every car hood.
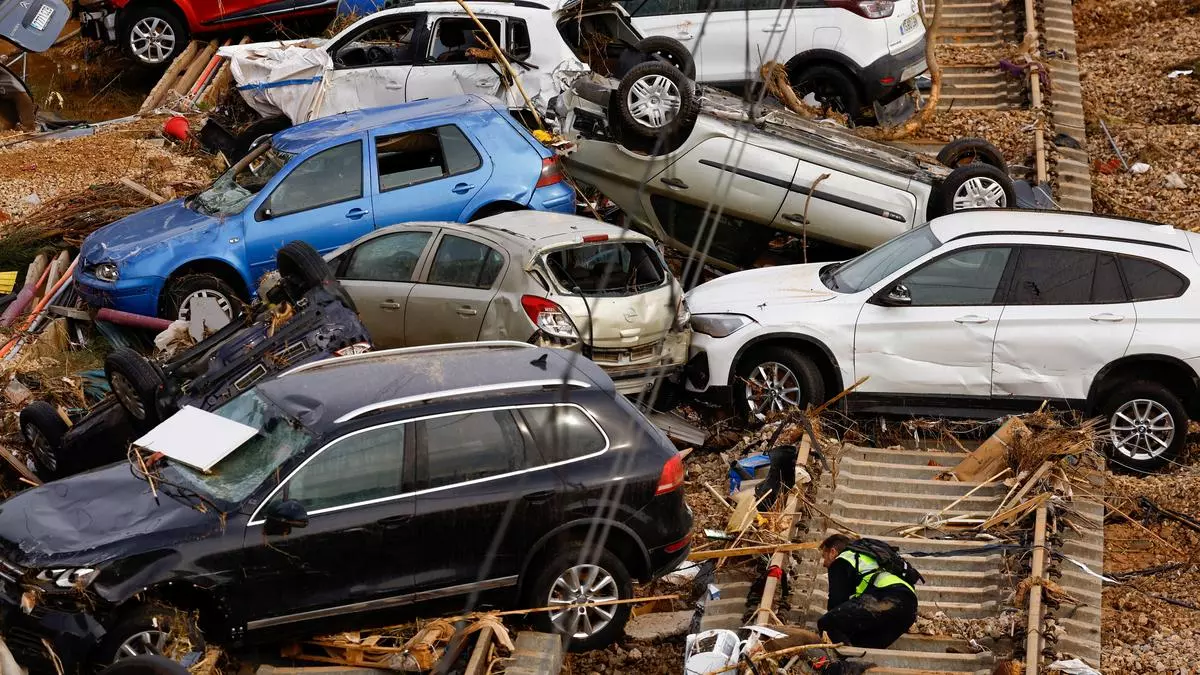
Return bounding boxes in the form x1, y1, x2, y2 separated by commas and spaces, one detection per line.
0, 463, 222, 568
686, 263, 841, 315
81, 199, 223, 267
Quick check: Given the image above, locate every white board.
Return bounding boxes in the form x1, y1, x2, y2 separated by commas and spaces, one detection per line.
134, 405, 258, 472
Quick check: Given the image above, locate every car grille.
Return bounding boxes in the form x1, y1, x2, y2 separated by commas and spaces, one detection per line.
587, 341, 661, 365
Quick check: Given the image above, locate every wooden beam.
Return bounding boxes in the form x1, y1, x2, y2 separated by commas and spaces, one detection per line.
687, 541, 819, 562
170, 40, 220, 102
753, 434, 813, 624
1025, 505, 1047, 675
141, 41, 200, 112
462, 625, 494, 675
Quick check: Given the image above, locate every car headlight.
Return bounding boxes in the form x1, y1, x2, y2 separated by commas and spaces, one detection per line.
93, 263, 119, 282
674, 296, 691, 332
689, 314, 753, 338
34, 567, 99, 589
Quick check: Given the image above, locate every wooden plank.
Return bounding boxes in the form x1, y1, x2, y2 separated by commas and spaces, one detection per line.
1025, 506, 1047, 675
120, 177, 167, 204
198, 35, 252, 108
0, 443, 41, 486
171, 40, 220, 101
754, 433, 813, 624
687, 541, 819, 561
46, 305, 92, 321
141, 41, 201, 112
462, 625, 494, 675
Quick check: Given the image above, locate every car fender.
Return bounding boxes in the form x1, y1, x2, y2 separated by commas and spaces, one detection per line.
160, 254, 255, 303
784, 49, 865, 80
91, 549, 187, 604
517, 517, 650, 589
730, 330, 848, 396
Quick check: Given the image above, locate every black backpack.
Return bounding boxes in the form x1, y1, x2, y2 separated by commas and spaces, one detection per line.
845, 538, 925, 590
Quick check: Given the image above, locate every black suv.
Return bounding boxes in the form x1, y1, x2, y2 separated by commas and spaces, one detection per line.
0, 342, 692, 673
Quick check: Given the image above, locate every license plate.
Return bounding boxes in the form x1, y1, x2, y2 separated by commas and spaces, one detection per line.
31, 4, 55, 31
900, 14, 919, 34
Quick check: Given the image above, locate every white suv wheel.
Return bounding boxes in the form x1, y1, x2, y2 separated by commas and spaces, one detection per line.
1109, 398, 1175, 462
745, 361, 802, 416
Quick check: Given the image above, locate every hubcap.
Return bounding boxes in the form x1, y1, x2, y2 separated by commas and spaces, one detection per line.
547, 564, 619, 639
115, 630, 169, 661
1109, 398, 1175, 461
23, 425, 56, 473
130, 17, 176, 64
952, 176, 1008, 210
626, 74, 681, 129
110, 372, 147, 420
745, 361, 802, 416
178, 289, 234, 323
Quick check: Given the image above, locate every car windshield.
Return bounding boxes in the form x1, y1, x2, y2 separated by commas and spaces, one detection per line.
544, 241, 666, 295
163, 390, 313, 504
823, 225, 942, 293
192, 143, 293, 217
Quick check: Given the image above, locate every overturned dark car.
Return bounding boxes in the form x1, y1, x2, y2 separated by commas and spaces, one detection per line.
18, 242, 371, 480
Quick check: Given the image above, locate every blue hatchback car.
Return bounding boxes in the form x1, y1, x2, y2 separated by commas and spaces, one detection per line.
75, 95, 576, 320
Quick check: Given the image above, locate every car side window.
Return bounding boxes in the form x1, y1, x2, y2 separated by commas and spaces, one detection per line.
519, 405, 606, 464
1092, 254, 1127, 304
343, 231, 432, 282
420, 410, 527, 488
376, 126, 481, 192
274, 424, 407, 513
428, 17, 502, 64
1009, 247, 1096, 305
427, 234, 504, 288
508, 19, 531, 61
898, 246, 1013, 306
333, 16, 417, 69
263, 141, 362, 219
1119, 256, 1187, 301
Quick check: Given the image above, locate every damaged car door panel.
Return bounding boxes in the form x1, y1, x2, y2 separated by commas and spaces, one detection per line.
683, 210, 1200, 472
0, 343, 692, 671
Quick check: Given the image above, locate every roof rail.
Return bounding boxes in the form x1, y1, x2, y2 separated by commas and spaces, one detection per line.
334, 379, 593, 423
279, 340, 536, 379
394, 0, 550, 8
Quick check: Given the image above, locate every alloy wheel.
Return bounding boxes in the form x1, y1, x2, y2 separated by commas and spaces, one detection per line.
179, 289, 233, 323
626, 74, 681, 129
952, 176, 1008, 210
110, 372, 147, 421
114, 630, 169, 661
23, 425, 56, 474
547, 564, 620, 639
1109, 398, 1175, 462
129, 17, 176, 65
745, 361, 802, 416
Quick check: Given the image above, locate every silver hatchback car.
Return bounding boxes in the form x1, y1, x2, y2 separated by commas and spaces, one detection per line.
323, 211, 692, 396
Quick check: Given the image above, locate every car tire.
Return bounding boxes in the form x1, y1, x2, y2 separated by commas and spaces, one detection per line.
937, 137, 1008, 171
161, 273, 241, 322
1101, 381, 1188, 474
614, 61, 699, 140
937, 163, 1016, 215
105, 348, 167, 427
734, 345, 825, 420
93, 604, 206, 668
277, 241, 334, 294
19, 401, 67, 478
788, 64, 862, 117
234, 116, 292, 162
631, 36, 696, 80
99, 655, 191, 675
528, 545, 634, 652
121, 5, 188, 68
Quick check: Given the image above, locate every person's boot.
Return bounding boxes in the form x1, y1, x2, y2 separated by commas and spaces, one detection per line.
755, 443, 798, 509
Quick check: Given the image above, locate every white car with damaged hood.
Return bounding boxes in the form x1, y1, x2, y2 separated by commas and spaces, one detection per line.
685, 209, 1200, 473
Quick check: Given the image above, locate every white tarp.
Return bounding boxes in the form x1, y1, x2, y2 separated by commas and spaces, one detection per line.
220, 40, 332, 123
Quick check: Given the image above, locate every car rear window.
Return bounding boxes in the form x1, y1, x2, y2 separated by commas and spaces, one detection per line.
1119, 256, 1187, 301
544, 241, 666, 295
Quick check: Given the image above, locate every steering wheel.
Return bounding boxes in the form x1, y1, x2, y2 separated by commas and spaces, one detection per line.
367, 45, 390, 64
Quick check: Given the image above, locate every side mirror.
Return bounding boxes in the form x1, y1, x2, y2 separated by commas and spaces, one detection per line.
880, 284, 912, 307
264, 499, 308, 536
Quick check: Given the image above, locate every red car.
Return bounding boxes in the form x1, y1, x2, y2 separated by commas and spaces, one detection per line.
76, 0, 338, 66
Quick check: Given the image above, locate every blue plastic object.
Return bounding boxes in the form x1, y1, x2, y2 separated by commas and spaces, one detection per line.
729, 453, 771, 495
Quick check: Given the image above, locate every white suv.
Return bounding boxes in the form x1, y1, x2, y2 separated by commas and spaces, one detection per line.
619, 0, 927, 115
684, 210, 1200, 473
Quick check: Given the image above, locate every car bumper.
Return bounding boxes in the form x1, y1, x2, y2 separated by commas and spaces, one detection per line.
682, 330, 738, 393
0, 591, 104, 674
595, 331, 690, 396
861, 36, 928, 101
73, 270, 163, 318
530, 182, 577, 214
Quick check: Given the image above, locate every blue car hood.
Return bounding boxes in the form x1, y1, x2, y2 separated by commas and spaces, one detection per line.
81, 199, 229, 267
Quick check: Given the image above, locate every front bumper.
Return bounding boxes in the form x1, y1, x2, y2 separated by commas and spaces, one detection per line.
0, 589, 104, 675
682, 329, 739, 393
861, 36, 928, 102
73, 269, 164, 319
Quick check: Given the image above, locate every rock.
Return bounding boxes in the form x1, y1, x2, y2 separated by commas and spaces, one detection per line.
1163, 172, 1187, 189
628, 648, 642, 661
623, 610, 694, 641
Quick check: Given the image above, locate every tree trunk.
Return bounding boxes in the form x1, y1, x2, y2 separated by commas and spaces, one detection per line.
872, 0, 943, 140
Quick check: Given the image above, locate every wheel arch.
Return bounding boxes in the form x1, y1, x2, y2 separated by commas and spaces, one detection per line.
118, 0, 194, 34
783, 51, 866, 96
517, 518, 651, 598
1087, 354, 1200, 417
731, 333, 845, 404
159, 258, 252, 315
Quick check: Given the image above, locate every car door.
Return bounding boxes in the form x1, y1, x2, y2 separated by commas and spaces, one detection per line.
689, 0, 750, 83
991, 247, 1136, 400
370, 123, 494, 226
625, 0, 706, 78
410, 406, 563, 594
318, 13, 422, 117
403, 15, 506, 101
334, 229, 440, 348
404, 232, 506, 346
240, 422, 416, 633
854, 244, 1016, 396
245, 138, 374, 282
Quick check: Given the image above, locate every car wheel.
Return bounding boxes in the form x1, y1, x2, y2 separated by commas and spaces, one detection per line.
93, 605, 205, 668
614, 61, 699, 140
631, 36, 696, 79
789, 64, 862, 117
19, 401, 67, 478
122, 6, 187, 67
161, 274, 240, 322
234, 116, 292, 162
734, 346, 825, 420
936, 137, 1008, 172
937, 163, 1016, 215
277, 241, 334, 295
1101, 381, 1187, 473
105, 348, 167, 427
99, 655, 191, 675
529, 545, 633, 651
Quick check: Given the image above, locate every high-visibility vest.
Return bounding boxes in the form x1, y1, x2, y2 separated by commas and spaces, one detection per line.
837, 550, 916, 597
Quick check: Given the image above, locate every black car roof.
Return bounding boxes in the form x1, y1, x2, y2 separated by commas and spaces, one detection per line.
255, 342, 614, 428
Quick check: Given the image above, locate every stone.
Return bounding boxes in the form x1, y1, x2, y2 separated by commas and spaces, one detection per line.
628, 648, 642, 660
624, 610, 695, 641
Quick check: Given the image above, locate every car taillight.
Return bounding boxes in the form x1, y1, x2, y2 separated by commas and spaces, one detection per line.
664, 534, 691, 553
656, 454, 685, 495
825, 0, 894, 17
536, 157, 564, 188
521, 295, 579, 339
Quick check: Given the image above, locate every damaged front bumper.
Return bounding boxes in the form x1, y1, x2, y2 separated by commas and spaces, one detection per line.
0, 583, 105, 674
590, 330, 691, 396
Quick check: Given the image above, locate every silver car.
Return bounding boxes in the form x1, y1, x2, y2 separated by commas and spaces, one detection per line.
323, 211, 691, 396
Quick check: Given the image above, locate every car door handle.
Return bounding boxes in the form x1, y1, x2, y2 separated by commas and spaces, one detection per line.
1090, 313, 1125, 322
763, 24, 786, 32
376, 514, 412, 529
954, 315, 989, 324
456, 306, 478, 317
781, 213, 807, 223
523, 490, 555, 504
452, 182, 475, 194
660, 177, 689, 190
346, 207, 370, 220
380, 301, 402, 310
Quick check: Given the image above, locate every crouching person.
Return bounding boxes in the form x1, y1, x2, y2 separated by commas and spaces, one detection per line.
816, 534, 919, 649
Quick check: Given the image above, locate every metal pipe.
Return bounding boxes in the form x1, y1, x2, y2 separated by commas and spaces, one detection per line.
95, 308, 173, 331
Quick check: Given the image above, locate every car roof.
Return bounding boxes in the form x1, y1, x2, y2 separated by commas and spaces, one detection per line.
470, 211, 655, 247
255, 342, 613, 428
929, 210, 1197, 251
272, 95, 501, 153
